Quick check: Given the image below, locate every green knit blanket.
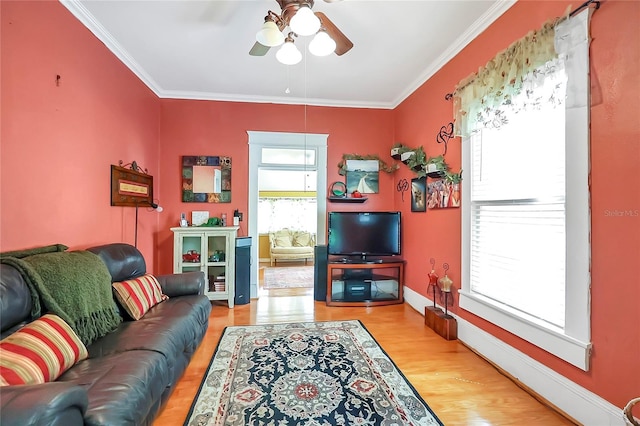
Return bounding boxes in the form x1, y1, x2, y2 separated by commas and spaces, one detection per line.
0, 250, 122, 346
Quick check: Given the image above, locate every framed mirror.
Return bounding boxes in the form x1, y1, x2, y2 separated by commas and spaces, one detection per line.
182, 156, 231, 203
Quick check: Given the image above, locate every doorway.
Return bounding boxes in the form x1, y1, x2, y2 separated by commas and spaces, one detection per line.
247, 131, 328, 299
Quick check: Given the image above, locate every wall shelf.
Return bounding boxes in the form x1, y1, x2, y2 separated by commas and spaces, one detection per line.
327, 196, 368, 203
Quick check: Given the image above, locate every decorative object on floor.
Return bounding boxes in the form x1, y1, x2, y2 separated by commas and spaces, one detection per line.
424, 262, 456, 341
438, 263, 454, 316
411, 177, 427, 212
184, 320, 443, 425
425, 258, 443, 330
182, 156, 231, 203
263, 266, 314, 289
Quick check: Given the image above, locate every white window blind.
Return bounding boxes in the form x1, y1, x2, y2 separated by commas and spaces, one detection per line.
469, 79, 567, 328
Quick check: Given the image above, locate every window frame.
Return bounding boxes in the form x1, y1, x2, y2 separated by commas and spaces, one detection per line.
459, 15, 592, 370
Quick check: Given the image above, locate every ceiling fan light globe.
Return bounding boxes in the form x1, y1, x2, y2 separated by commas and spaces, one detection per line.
256, 21, 284, 47
276, 41, 302, 65
289, 6, 321, 36
309, 31, 336, 56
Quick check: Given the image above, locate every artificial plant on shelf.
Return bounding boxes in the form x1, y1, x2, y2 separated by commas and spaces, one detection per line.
337, 153, 399, 176
445, 169, 463, 184
424, 155, 450, 178
405, 146, 427, 173
391, 143, 412, 159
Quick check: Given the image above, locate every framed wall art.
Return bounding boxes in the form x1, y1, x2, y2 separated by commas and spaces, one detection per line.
345, 159, 379, 194
110, 164, 153, 207
411, 177, 427, 212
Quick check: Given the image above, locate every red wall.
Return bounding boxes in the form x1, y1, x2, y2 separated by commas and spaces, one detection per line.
0, 1, 161, 265
2, 0, 638, 413
394, 0, 640, 411
155, 100, 395, 273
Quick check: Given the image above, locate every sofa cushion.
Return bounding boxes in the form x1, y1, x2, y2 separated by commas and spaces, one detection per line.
0, 264, 33, 336
112, 275, 168, 320
271, 246, 313, 255
273, 230, 293, 247
0, 314, 88, 386
293, 231, 312, 247
58, 350, 169, 426
86, 295, 210, 362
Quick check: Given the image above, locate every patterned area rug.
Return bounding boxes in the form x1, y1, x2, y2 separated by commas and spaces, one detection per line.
184, 320, 443, 425
263, 266, 314, 289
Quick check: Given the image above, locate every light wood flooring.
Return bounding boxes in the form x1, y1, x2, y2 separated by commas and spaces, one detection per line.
153, 264, 576, 426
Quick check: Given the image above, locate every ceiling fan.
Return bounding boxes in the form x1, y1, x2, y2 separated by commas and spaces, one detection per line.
249, 0, 353, 64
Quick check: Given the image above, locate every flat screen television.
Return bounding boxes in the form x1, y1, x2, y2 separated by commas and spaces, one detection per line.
327, 211, 401, 260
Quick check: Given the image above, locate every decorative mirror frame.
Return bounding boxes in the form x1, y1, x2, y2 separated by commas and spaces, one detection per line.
182, 156, 232, 203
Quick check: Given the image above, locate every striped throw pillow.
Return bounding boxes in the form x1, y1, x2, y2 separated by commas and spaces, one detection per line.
0, 314, 88, 386
112, 274, 168, 320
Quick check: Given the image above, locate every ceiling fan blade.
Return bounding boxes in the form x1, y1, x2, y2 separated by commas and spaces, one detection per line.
315, 12, 353, 56
249, 42, 270, 56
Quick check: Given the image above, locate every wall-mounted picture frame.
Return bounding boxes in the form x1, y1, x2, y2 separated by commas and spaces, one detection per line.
182, 156, 231, 203
427, 180, 461, 209
345, 159, 379, 194
411, 177, 427, 212
110, 165, 153, 207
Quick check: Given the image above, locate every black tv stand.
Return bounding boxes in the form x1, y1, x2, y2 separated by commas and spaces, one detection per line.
331, 256, 398, 264
326, 260, 405, 306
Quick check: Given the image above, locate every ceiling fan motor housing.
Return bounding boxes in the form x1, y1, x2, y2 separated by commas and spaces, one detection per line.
278, 0, 315, 26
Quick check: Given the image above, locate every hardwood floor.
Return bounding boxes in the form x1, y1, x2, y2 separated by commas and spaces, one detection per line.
154, 270, 576, 425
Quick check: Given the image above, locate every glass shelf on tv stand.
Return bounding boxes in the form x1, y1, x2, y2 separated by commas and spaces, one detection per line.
326, 259, 404, 307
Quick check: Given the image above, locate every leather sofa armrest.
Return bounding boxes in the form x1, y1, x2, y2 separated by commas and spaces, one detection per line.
156, 271, 205, 296
0, 382, 88, 426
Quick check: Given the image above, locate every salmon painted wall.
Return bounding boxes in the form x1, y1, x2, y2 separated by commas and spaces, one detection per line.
0, 1, 161, 266
394, 0, 640, 410
156, 100, 396, 274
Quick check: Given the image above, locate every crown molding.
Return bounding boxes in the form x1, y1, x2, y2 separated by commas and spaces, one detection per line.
391, 0, 517, 108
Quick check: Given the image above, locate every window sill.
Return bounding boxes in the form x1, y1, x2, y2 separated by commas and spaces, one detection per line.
459, 291, 591, 371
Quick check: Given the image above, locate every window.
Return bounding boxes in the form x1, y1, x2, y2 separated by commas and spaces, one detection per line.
458, 12, 591, 370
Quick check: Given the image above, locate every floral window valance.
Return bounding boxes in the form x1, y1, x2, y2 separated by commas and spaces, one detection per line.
453, 13, 569, 137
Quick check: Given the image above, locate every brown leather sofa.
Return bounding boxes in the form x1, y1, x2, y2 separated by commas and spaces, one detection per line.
0, 243, 211, 426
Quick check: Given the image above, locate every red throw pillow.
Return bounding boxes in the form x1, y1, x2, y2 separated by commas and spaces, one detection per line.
112, 274, 168, 320
0, 314, 88, 386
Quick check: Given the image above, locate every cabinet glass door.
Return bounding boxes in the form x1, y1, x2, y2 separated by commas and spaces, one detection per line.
181, 235, 203, 272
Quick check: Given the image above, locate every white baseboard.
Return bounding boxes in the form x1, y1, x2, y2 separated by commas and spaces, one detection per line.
404, 286, 625, 426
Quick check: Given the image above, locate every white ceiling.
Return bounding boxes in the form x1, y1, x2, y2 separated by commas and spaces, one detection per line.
61, 0, 515, 109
